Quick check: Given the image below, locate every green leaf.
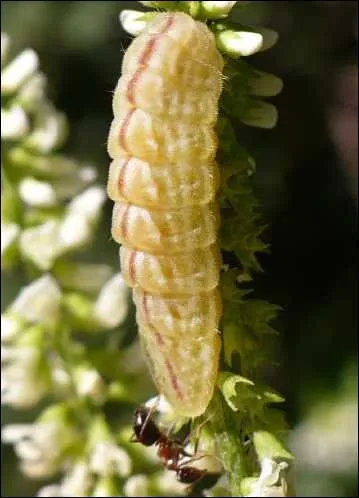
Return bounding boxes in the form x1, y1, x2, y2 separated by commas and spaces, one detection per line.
218, 371, 255, 411
253, 431, 294, 461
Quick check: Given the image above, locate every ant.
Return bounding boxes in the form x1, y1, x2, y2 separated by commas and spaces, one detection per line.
131, 404, 209, 486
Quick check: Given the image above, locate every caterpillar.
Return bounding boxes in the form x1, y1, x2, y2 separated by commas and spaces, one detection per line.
107, 12, 224, 417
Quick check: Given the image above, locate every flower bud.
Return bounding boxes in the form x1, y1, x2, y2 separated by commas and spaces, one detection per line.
153, 470, 187, 496
67, 186, 106, 222
1, 48, 39, 94
1, 106, 29, 139
216, 30, 263, 57
201, 1, 237, 19
254, 27, 279, 52
37, 484, 62, 497
61, 460, 93, 497
59, 212, 92, 250
19, 177, 57, 207
120, 10, 154, 37
247, 70, 283, 97
93, 273, 129, 328
1, 326, 51, 408
1, 222, 20, 269
1, 312, 23, 342
17, 72, 47, 110
90, 440, 132, 477
241, 458, 290, 497
23, 104, 68, 153
11, 274, 62, 325
124, 474, 150, 497
19, 220, 61, 271
240, 100, 278, 129
73, 365, 107, 404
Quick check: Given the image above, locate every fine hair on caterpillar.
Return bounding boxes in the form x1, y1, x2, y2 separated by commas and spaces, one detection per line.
107, 11, 224, 417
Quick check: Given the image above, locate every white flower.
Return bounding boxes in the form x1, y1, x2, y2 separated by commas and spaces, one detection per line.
120, 10, 150, 37
1, 222, 20, 257
93, 273, 129, 328
245, 458, 289, 498
89, 440, 132, 477
11, 274, 62, 324
123, 474, 150, 497
154, 469, 187, 496
24, 103, 67, 153
2, 424, 35, 443
19, 220, 62, 270
1, 343, 49, 409
73, 366, 107, 405
1, 48, 39, 94
1, 223, 20, 252
216, 30, 263, 57
1, 313, 22, 342
37, 484, 62, 497
1, 105, 29, 139
67, 186, 106, 222
79, 165, 97, 184
19, 177, 57, 207
2, 418, 70, 479
58, 187, 105, 250
51, 360, 72, 396
17, 72, 47, 110
59, 212, 92, 250
201, 1, 237, 19
60, 460, 93, 497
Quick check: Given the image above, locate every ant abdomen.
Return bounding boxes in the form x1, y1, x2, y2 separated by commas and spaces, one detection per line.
177, 466, 205, 484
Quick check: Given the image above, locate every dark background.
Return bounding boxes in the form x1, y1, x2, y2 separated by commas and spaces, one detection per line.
1, 2, 358, 496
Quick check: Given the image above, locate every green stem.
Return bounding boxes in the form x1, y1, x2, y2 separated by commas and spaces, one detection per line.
210, 390, 248, 496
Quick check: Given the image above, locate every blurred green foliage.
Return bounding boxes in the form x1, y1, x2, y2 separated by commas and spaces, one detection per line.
1, 1, 357, 497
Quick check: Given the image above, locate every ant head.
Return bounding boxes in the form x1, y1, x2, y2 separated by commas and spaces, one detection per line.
132, 405, 161, 446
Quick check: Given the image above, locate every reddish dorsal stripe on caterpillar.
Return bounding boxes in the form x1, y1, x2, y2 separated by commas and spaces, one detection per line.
107, 12, 224, 417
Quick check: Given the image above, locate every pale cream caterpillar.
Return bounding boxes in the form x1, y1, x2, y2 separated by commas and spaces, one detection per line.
107, 11, 224, 417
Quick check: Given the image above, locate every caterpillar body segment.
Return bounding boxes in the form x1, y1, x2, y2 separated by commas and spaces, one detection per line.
107, 12, 224, 417
107, 157, 220, 209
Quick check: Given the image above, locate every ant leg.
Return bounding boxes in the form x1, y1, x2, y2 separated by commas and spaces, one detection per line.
182, 414, 214, 454
129, 433, 139, 443
177, 453, 208, 468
